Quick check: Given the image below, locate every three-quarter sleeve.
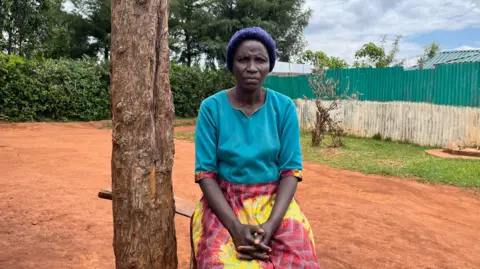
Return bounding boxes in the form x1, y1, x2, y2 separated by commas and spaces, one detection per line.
278, 99, 303, 181
194, 100, 218, 182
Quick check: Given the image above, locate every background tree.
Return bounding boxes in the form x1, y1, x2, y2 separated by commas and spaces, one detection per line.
417, 41, 440, 69
202, 0, 312, 66
0, 0, 64, 57
2, 0, 312, 65
110, 0, 177, 268
302, 50, 329, 69
328, 56, 349, 69
169, 0, 209, 66
302, 50, 349, 70
0, 0, 95, 59
34, 5, 92, 59
354, 35, 404, 68
38, 0, 313, 65
71, 0, 111, 61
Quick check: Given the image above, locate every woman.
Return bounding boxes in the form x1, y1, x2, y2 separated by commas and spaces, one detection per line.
190, 27, 321, 269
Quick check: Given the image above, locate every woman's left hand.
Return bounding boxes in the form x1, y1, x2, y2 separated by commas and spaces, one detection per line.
238, 221, 278, 252
236, 221, 278, 260
256, 221, 278, 247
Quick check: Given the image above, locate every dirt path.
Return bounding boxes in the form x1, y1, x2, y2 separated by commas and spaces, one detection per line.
0, 122, 479, 269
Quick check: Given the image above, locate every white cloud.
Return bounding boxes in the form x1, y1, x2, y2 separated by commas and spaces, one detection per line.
303, 0, 480, 64
454, 45, 480, 50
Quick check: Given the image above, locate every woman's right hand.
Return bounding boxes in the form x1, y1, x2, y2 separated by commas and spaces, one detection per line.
230, 222, 271, 261
198, 179, 271, 260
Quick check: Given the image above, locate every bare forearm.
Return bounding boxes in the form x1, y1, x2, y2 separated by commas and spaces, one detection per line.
199, 178, 241, 232
267, 176, 298, 228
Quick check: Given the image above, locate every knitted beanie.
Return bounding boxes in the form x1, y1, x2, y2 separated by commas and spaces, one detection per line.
226, 27, 276, 72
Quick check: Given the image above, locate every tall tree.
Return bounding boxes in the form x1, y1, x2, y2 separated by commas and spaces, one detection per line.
71, 0, 111, 61
169, 0, 209, 66
354, 35, 403, 68
202, 0, 312, 65
110, 0, 177, 268
302, 50, 349, 70
34, 4, 92, 59
0, 0, 63, 57
0, 0, 91, 59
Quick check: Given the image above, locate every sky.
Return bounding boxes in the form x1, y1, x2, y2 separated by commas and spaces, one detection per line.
303, 0, 480, 66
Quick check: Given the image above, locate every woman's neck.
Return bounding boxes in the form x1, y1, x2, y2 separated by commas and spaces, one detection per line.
233, 86, 265, 106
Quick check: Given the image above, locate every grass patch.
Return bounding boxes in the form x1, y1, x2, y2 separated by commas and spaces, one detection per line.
99, 121, 112, 129
98, 117, 197, 129
300, 132, 480, 188
175, 131, 195, 141
174, 118, 197, 127
175, 130, 479, 189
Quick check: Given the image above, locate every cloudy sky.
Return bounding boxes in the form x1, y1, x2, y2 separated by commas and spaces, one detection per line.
303, 0, 480, 65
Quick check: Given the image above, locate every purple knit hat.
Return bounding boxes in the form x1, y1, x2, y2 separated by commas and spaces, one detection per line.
226, 27, 276, 72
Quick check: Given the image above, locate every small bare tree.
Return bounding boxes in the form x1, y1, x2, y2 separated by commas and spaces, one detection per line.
308, 68, 356, 147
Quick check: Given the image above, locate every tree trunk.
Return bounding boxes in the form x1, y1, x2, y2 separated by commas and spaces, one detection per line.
104, 46, 109, 61
110, 0, 177, 268
7, 30, 13, 55
311, 111, 323, 147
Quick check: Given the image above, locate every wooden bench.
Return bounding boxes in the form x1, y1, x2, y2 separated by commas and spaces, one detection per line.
98, 188, 195, 218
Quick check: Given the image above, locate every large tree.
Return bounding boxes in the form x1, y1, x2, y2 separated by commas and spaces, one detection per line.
110, 0, 177, 268
200, 0, 312, 66
71, 0, 111, 61
354, 35, 404, 68
0, 0, 64, 57
36, 6, 95, 59
169, 0, 210, 66
0, 0, 95, 59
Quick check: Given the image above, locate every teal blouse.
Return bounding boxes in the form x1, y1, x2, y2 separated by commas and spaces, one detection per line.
194, 88, 303, 184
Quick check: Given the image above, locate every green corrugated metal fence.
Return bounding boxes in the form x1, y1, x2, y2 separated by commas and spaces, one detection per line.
263, 62, 480, 107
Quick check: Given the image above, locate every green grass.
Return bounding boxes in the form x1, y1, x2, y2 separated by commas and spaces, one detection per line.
175, 131, 195, 141
99, 121, 112, 129
175, 131, 480, 189
174, 117, 197, 127
98, 117, 197, 129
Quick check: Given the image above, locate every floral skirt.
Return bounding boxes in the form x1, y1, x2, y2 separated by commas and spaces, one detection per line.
190, 179, 321, 269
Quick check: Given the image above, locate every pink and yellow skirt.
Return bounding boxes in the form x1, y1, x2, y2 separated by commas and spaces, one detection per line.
190, 179, 321, 268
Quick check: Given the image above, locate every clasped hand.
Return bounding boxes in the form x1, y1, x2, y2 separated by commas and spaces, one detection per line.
231, 221, 276, 261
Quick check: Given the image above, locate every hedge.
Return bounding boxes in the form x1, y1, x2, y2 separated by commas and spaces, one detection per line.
0, 54, 110, 122
0, 53, 235, 122
171, 63, 235, 117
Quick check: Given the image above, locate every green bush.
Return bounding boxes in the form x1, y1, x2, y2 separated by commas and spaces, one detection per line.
0, 54, 110, 122
0, 53, 235, 122
171, 64, 234, 117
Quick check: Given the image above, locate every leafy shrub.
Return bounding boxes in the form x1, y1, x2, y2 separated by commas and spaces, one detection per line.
372, 133, 382, 140
170, 64, 234, 117
0, 54, 110, 122
0, 53, 235, 122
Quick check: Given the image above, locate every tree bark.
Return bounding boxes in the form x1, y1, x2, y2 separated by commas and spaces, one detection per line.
110, 0, 177, 268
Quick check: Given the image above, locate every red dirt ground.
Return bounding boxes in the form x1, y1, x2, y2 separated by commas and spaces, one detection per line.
1, 122, 479, 269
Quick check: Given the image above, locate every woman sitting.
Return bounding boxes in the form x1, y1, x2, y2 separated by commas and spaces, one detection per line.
190, 27, 321, 269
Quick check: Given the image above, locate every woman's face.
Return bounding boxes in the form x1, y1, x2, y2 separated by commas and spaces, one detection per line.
232, 40, 270, 92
